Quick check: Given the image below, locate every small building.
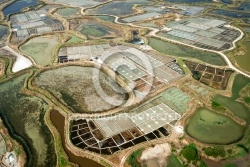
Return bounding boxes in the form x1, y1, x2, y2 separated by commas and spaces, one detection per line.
90, 57, 103, 64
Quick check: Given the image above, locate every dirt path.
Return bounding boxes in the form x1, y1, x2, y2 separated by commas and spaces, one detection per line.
109, 14, 250, 78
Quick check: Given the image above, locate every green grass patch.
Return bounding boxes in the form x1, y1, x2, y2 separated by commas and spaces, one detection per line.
176, 58, 190, 75
127, 148, 143, 167
223, 163, 237, 167
66, 35, 84, 43
148, 37, 227, 66
211, 101, 226, 111
167, 154, 183, 167
56, 8, 78, 17
95, 15, 115, 23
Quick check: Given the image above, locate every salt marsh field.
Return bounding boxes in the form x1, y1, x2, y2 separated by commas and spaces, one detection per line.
0, 73, 56, 167
9, 10, 64, 43
70, 87, 185, 155
160, 17, 240, 51
148, 38, 227, 66
20, 36, 59, 66
1, 0, 250, 166
34, 66, 128, 113
184, 60, 233, 90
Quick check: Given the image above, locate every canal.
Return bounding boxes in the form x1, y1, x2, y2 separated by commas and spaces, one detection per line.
50, 110, 104, 167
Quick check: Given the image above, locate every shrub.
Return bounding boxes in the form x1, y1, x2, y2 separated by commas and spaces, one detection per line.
182, 144, 199, 161
204, 147, 214, 156
227, 149, 233, 154
243, 97, 250, 104
203, 146, 226, 157
200, 161, 207, 167
128, 149, 143, 167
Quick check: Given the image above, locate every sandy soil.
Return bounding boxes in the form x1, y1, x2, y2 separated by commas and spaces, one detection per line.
2, 46, 33, 72
140, 143, 171, 167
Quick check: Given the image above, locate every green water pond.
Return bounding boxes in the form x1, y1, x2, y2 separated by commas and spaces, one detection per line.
214, 74, 250, 124
186, 107, 245, 144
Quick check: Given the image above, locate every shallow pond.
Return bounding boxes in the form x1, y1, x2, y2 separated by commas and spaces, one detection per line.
221, 0, 232, 4
3, 0, 39, 16
56, 8, 78, 17
213, 75, 250, 124
214, 95, 250, 124
96, 15, 115, 23
231, 74, 250, 100
186, 107, 245, 144
238, 2, 250, 11
212, 9, 250, 18
79, 20, 120, 39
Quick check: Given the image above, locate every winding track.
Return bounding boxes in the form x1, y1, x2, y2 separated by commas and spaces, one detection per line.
111, 15, 250, 78
111, 14, 250, 166
63, 14, 250, 167
25, 5, 249, 165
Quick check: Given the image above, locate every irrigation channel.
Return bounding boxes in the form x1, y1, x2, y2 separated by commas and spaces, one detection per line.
50, 110, 104, 167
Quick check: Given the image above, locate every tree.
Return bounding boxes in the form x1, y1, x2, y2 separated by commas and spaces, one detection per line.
181, 144, 199, 161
